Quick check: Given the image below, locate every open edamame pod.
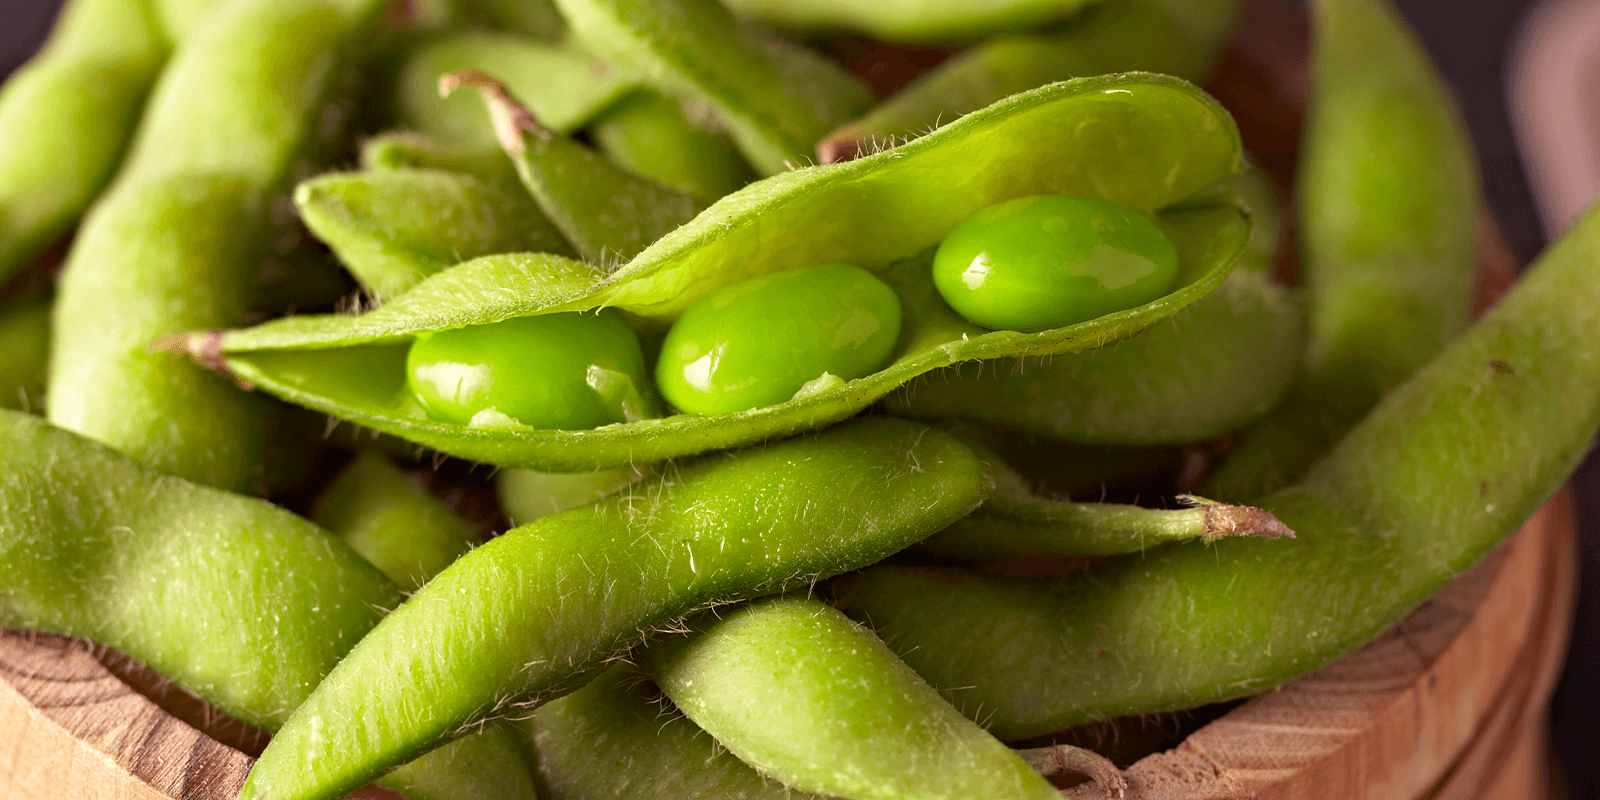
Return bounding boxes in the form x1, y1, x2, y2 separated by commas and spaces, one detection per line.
819, 0, 1239, 162
644, 596, 1062, 800
47, 0, 388, 492
1204, 0, 1479, 501
554, 0, 874, 175
445, 71, 706, 264
0, 411, 537, 800
295, 167, 573, 300
917, 438, 1292, 560
184, 76, 1249, 471
240, 417, 989, 800
833, 198, 1600, 741
396, 30, 638, 153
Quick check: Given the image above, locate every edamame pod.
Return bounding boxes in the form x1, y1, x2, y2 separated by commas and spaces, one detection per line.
295, 167, 573, 300
721, 0, 1096, 43
496, 465, 647, 526
0, 292, 49, 413
524, 664, 833, 800
644, 596, 1062, 800
917, 439, 1291, 560
592, 90, 757, 202
1204, 0, 1479, 501
48, 0, 388, 491
0, 0, 167, 282
187, 76, 1249, 470
241, 417, 989, 800
312, 452, 482, 591
820, 0, 1238, 162
397, 31, 637, 153
893, 269, 1304, 445
833, 198, 1600, 741
447, 71, 705, 263
554, 0, 874, 174
0, 411, 537, 800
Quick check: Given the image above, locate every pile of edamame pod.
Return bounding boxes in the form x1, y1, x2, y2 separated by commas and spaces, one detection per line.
2, 0, 1597, 797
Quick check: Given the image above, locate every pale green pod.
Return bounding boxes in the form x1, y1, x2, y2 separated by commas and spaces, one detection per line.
592, 90, 757, 202
0, 293, 50, 413
495, 465, 647, 527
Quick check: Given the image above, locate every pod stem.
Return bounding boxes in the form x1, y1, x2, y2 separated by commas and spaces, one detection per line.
1018, 744, 1126, 798
149, 330, 253, 390
1176, 494, 1296, 543
438, 69, 553, 154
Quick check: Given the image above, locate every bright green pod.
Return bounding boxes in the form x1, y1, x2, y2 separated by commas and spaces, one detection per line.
295, 168, 573, 300
645, 596, 1061, 800
185, 76, 1249, 471
0, 0, 168, 283
834, 199, 1600, 741
893, 269, 1304, 445
397, 31, 637, 153
721, 0, 1096, 43
47, 0, 387, 491
657, 264, 901, 415
818, 0, 1239, 162
0, 293, 50, 413
916, 439, 1292, 560
0, 411, 538, 800
495, 465, 647, 526
1204, 0, 1480, 501
591, 90, 757, 202
241, 417, 989, 800
933, 194, 1179, 333
406, 310, 653, 429
312, 451, 482, 591
446, 72, 707, 264
554, 0, 874, 175
523, 664, 833, 800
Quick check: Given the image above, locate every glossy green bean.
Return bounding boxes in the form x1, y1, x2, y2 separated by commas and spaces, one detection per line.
591, 90, 757, 202
916, 439, 1291, 560
397, 31, 636, 153
1204, 0, 1479, 501
312, 452, 481, 592
819, 0, 1238, 162
0, 0, 167, 282
0, 293, 49, 413
188, 76, 1248, 470
240, 417, 989, 800
523, 664, 833, 799
645, 596, 1061, 800
448, 71, 705, 263
295, 167, 572, 300
0, 410, 536, 800
47, 0, 385, 491
892, 269, 1303, 445
555, 0, 874, 175
832, 197, 1600, 741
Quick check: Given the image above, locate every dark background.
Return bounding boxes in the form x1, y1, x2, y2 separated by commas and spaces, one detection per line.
2, 0, 1593, 795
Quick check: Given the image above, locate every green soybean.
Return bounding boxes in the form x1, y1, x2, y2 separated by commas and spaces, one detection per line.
917, 439, 1292, 560
933, 194, 1179, 332
893, 269, 1304, 445
312, 452, 482, 591
397, 31, 637, 153
555, 0, 874, 175
406, 310, 653, 429
47, 0, 386, 491
645, 596, 1062, 800
1204, 0, 1479, 501
832, 197, 1600, 741
240, 417, 989, 800
0, 0, 168, 282
0, 410, 537, 800
591, 90, 757, 202
448, 71, 706, 264
524, 664, 833, 800
296, 167, 572, 300
188, 77, 1248, 470
0, 293, 50, 413
657, 264, 902, 415
818, 0, 1239, 162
